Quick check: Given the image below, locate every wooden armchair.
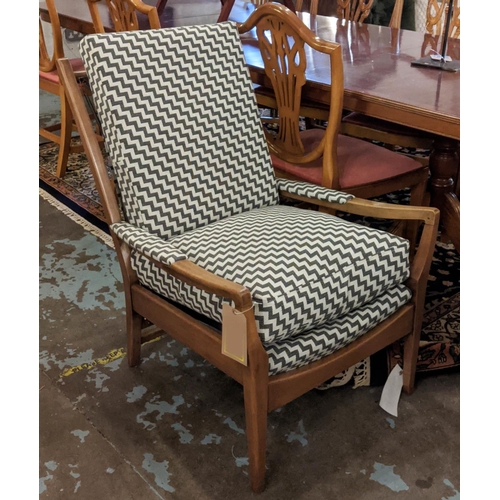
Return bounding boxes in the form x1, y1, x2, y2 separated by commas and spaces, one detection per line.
86, 0, 161, 32
56, 4, 439, 492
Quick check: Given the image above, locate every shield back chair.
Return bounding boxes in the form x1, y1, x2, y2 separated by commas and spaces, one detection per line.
254, 0, 423, 156
244, 3, 429, 251
86, 0, 161, 33
56, 4, 439, 492
39, 0, 102, 178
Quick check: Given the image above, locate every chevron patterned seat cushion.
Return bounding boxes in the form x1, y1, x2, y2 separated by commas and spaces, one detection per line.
130, 205, 411, 346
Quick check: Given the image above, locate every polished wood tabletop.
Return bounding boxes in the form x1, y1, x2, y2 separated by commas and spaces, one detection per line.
242, 11, 459, 140
40, 0, 459, 139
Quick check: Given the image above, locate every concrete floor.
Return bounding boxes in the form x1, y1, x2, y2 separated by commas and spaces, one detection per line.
39, 9, 460, 499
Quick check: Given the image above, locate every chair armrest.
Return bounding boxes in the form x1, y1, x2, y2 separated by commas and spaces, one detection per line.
111, 222, 187, 266
112, 222, 253, 309
279, 184, 439, 225
276, 178, 354, 205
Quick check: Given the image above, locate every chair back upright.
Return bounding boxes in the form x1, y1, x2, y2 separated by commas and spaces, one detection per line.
426, 0, 460, 38
238, 4, 345, 189
39, 0, 65, 73
295, 0, 404, 29
79, 22, 279, 240
87, 0, 161, 33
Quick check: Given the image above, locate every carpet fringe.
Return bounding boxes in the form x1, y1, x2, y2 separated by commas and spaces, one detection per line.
39, 188, 113, 248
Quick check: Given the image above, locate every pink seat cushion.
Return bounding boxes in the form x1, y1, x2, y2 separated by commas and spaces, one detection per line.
39, 58, 86, 84
271, 129, 424, 189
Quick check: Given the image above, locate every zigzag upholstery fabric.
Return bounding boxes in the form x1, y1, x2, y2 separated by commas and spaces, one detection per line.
111, 222, 187, 266
266, 284, 411, 374
79, 23, 279, 240
80, 23, 413, 374
276, 179, 354, 204
131, 206, 411, 344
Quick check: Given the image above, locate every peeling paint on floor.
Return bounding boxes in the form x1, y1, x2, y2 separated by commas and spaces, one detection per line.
286, 419, 308, 446
127, 385, 148, 403
39, 234, 124, 311
71, 430, 90, 443
442, 479, 460, 500
142, 453, 175, 493
137, 395, 185, 430
370, 462, 409, 492
201, 434, 222, 445
172, 422, 194, 444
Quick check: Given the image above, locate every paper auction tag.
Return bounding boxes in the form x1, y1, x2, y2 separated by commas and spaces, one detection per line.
221, 304, 247, 366
379, 364, 404, 417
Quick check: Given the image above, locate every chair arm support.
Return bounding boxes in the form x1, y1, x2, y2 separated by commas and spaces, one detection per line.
111, 223, 253, 310
276, 179, 354, 204
111, 222, 187, 266
279, 189, 440, 225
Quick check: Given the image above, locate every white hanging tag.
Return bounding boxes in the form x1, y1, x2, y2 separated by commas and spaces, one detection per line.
379, 364, 404, 417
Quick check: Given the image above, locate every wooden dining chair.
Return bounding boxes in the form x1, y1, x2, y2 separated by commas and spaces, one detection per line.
295, 0, 403, 28
57, 3, 439, 491
39, 0, 93, 178
254, 0, 406, 135
87, 0, 161, 33
246, 3, 429, 251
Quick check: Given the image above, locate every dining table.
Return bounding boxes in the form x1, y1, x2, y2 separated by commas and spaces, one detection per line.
39, 0, 460, 251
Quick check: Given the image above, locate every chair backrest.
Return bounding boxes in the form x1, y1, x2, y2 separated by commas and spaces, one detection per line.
39, 0, 65, 72
238, 3, 344, 189
79, 22, 279, 240
425, 0, 460, 38
87, 0, 161, 33
296, 0, 404, 28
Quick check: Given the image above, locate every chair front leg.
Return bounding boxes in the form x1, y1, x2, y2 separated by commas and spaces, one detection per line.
243, 363, 269, 493
127, 308, 143, 367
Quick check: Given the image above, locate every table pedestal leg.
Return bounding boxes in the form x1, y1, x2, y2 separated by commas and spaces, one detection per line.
428, 138, 460, 253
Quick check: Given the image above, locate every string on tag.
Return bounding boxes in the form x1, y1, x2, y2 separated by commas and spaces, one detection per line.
233, 304, 256, 315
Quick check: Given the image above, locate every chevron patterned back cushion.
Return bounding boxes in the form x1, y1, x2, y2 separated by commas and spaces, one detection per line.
79, 23, 279, 239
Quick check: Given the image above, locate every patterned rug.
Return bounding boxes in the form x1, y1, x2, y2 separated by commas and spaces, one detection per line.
39, 141, 460, 384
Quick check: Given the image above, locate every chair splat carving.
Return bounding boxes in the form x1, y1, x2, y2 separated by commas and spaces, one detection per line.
337, 0, 374, 23
257, 19, 307, 155
87, 0, 161, 32
107, 0, 140, 31
426, 0, 460, 38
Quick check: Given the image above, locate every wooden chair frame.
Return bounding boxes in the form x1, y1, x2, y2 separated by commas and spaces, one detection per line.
87, 0, 161, 32
246, 4, 428, 257
295, 0, 403, 28
56, 7, 439, 489
39, 0, 84, 178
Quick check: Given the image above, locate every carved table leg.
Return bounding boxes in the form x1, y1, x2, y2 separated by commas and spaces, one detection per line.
428, 137, 460, 253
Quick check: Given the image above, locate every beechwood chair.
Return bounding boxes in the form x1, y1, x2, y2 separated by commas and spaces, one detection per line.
57, 4, 439, 492
39, 0, 103, 178
86, 0, 161, 32
247, 2, 429, 254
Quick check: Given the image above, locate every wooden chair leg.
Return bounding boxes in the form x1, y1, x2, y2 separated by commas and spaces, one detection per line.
55, 91, 73, 178
243, 367, 268, 493
406, 178, 428, 255
127, 309, 143, 367
402, 329, 419, 395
